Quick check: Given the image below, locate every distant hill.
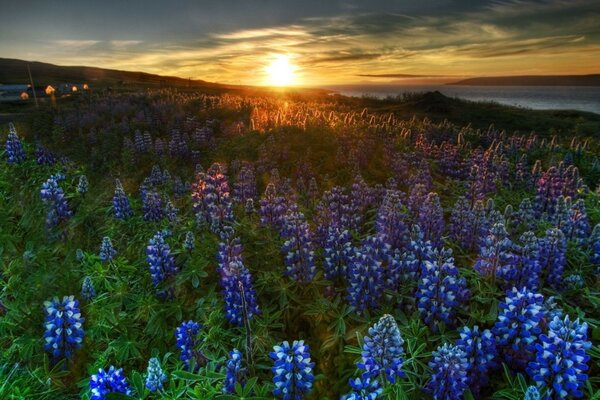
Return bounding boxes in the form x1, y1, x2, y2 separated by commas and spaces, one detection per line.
0, 58, 229, 88
449, 74, 600, 86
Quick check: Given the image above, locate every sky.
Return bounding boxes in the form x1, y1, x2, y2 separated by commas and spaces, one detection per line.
0, 0, 599, 86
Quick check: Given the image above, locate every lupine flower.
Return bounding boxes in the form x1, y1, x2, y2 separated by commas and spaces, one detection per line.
407, 184, 428, 219
315, 186, 357, 233
280, 212, 316, 283
449, 196, 474, 248
396, 225, 434, 284
564, 274, 585, 289
538, 228, 567, 289
89, 366, 131, 400
147, 231, 178, 290
323, 225, 354, 281
346, 235, 387, 314
192, 163, 233, 236
40, 174, 72, 228
164, 199, 178, 223
564, 198, 590, 244
142, 190, 164, 222
5, 123, 25, 164
81, 276, 96, 301
99, 236, 116, 262
524, 386, 541, 400
35, 144, 55, 165
528, 315, 591, 399
145, 357, 167, 392
418, 192, 445, 247
175, 320, 205, 370
43, 295, 84, 360
456, 326, 498, 396
474, 223, 518, 286
184, 231, 195, 252
493, 287, 546, 371
223, 348, 245, 394
417, 257, 468, 331
513, 231, 542, 290
342, 376, 383, 400
233, 164, 257, 204
375, 190, 409, 250
590, 224, 600, 265
514, 198, 537, 232
112, 179, 133, 219
270, 340, 314, 399
217, 238, 260, 326
426, 343, 469, 400
470, 200, 490, 250
358, 314, 405, 383
77, 175, 88, 194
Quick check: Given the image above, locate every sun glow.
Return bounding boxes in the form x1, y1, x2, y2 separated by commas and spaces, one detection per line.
265, 55, 297, 86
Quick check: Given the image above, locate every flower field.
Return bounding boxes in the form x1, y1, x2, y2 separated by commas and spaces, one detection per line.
0, 89, 598, 399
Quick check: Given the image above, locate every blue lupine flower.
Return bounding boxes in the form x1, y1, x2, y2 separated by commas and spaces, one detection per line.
260, 183, 292, 229
524, 386, 541, 400
346, 235, 388, 314
142, 190, 164, 222
77, 175, 88, 194
147, 231, 178, 289
493, 287, 546, 371
407, 184, 428, 219
358, 314, 405, 383
192, 163, 233, 236
417, 257, 468, 331
323, 225, 353, 281
217, 238, 260, 326
89, 366, 131, 400
590, 224, 600, 265
528, 315, 591, 399
342, 376, 383, 400
5, 123, 25, 164
35, 144, 55, 165
418, 192, 445, 248
164, 199, 178, 223
426, 343, 469, 400
233, 164, 257, 204
376, 190, 409, 250
565, 198, 590, 244
81, 277, 96, 301
456, 326, 498, 396
513, 231, 542, 291
564, 274, 585, 289
474, 222, 518, 286
43, 295, 84, 360
175, 320, 205, 370
270, 340, 314, 400
538, 228, 566, 289
514, 198, 537, 232
184, 231, 195, 252
316, 185, 359, 233
280, 212, 316, 283
449, 196, 474, 249
112, 179, 133, 219
40, 174, 72, 228
145, 357, 167, 392
99, 236, 116, 262
223, 348, 245, 394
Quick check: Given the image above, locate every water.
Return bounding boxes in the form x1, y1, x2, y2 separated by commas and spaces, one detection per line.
326, 85, 600, 115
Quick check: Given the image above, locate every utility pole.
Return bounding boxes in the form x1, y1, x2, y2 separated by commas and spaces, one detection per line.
27, 64, 39, 108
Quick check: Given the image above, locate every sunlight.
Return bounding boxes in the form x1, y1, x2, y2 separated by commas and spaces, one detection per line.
265, 55, 297, 86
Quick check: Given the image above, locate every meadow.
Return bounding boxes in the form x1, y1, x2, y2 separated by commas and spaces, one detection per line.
0, 88, 599, 400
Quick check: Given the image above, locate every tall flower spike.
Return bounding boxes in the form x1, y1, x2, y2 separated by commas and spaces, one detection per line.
280, 212, 316, 283
147, 231, 178, 291
142, 190, 164, 222
455, 326, 498, 396
77, 175, 89, 194
112, 179, 133, 219
145, 357, 167, 393
538, 228, 567, 289
184, 231, 195, 252
43, 295, 85, 360
99, 236, 116, 263
5, 123, 25, 164
40, 174, 72, 229
270, 340, 314, 400
323, 224, 353, 281
524, 386, 540, 400
375, 190, 409, 250
358, 314, 405, 383
346, 235, 387, 314
590, 224, 600, 265
89, 366, 131, 400
528, 315, 591, 399
474, 222, 518, 286
418, 192, 445, 248
81, 276, 96, 301
449, 196, 474, 249
223, 348, 245, 394
175, 320, 205, 370
342, 376, 383, 400
513, 231, 542, 291
493, 287, 545, 371
426, 343, 470, 400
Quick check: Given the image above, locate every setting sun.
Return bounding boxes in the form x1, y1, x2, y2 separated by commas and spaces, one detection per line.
265, 55, 297, 86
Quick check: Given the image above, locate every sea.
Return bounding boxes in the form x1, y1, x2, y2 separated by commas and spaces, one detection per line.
326, 85, 600, 115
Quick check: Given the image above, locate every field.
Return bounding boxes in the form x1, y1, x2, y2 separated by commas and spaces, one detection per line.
0, 87, 599, 400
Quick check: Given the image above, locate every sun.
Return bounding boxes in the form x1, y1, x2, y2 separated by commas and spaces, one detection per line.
265, 55, 297, 86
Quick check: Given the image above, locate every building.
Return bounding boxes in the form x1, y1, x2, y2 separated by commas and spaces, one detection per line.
0, 84, 30, 102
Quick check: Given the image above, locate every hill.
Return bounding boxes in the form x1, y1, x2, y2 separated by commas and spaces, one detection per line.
449, 74, 600, 86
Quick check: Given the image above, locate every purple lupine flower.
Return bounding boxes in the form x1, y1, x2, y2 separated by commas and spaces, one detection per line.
270, 340, 314, 399
426, 343, 469, 400
99, 236, 116, 263
281, 212, 316, 283
145, 357, 167, 392
184, 231, 195, 253
233, 164, 257, 204
513, 231, 542, 291
492, 287, 546, 371
81, 276, 96, 301
192, 163, 233, 236
223, 348, 245, 394
358, 314, 405, 383
323, 225, 354, 282
590, 224, 600, 265
43, 295, 85, 360
164, 199, 178, 223
89, 366, 131, 400
142, 190, 164, 222
5, 123, 25, 164
217, 238, 260, 325
418, 192, 445, 248
376, 190, 409, 250
342, 376, 383, 400
40, 174, 72, 228
474, 223, 518, 286
456, 326, 498, 396
564, 198, 590, 244
538, 228, 567, 289
514, 198, 536, 232
175, 320, 205, 370
407, 184, 427, 219
77, 175, 88, 194
449, 196, 474, 248
35, 144, 55, 165
259, 183, 288, 229
112, 179, 133, 219
147, 231, 178, 291
527, 315, 591, 399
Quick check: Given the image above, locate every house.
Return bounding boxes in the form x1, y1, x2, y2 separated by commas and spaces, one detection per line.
0, 84, 30, 102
